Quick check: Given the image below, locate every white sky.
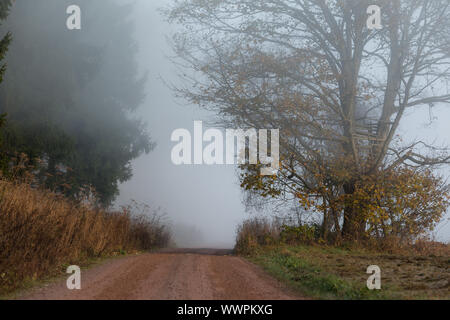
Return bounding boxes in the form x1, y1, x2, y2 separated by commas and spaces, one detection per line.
117, 0, 450, 246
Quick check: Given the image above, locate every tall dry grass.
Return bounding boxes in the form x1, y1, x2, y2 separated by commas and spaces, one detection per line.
235, 217, 280, 255
0, 179, 171, 295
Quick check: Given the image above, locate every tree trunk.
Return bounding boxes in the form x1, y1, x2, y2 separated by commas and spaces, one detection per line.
321, 207, 329, 242
341, 182, 366, 241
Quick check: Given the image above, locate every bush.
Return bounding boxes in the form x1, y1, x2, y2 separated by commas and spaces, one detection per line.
235, 218, 324, 254
0, 179, 171, 295
235, 218, 279, 255
235, 216, 450, 257
280, 225, 318, 245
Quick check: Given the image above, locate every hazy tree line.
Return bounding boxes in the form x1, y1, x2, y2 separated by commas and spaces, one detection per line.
0, 0, 11, 140
167, 0, 450, 242
0, 0, 153, 206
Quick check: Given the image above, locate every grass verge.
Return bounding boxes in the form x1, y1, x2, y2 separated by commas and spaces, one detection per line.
244, 245, 449, 300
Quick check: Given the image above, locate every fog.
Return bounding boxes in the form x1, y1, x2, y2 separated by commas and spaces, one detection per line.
2, 0, 448, 248
116, 0, 449, 244
115, 0, 247, 248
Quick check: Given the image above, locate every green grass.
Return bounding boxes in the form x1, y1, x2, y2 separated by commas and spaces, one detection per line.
245, 245, 448, 300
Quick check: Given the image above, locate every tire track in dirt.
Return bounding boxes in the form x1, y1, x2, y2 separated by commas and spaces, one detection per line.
207, 256, 297, 300
18, 250, 303, 300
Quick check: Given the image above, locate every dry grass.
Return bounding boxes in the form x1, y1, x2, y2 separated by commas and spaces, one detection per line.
235, 217, 280, 255
253, 245, 450, 299
236, 218, 450, 299
0, 179, 171, 295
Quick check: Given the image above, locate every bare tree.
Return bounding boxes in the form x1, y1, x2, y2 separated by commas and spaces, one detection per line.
166, 0, 450, 240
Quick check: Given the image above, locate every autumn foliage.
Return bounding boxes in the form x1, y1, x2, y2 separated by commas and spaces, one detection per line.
241, 164, 449, 244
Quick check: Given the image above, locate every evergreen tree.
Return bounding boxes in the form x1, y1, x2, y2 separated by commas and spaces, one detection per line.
0, 0, 154, 205
0, 0, 11, 86
0, 0, 11, 171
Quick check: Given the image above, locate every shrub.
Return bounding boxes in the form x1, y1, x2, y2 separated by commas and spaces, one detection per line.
235, 218, 279, 255
235, 217, 324, 253
0, 179, 171, 295
280, 225, 318, 245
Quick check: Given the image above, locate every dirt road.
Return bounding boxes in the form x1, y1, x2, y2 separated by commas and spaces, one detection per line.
19, 249, 302, 300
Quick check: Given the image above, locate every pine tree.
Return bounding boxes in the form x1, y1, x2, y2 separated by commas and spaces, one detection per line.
0, 0, 11, 83
0, 0, 11, 160
0, 1, 153, 205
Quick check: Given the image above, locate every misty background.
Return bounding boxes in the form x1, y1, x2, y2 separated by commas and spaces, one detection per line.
1, 0, 449, 247
115, 0, 247, 248
117, 0, 450, 245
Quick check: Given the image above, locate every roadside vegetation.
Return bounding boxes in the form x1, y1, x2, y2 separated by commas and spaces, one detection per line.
0, 175, 171, 296
235, 218, 450, 300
